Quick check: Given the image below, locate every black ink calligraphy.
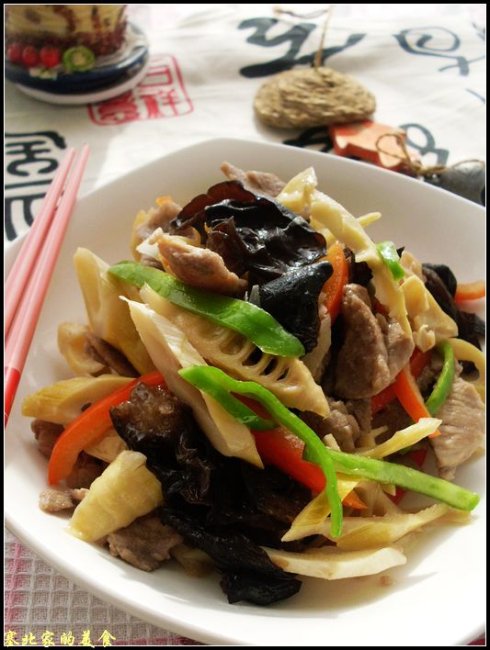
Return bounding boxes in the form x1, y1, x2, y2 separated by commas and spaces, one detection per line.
394, 26, 485, 76
239, 17, 366, 78
5, 131, 66, 241
398, 123, 449, 167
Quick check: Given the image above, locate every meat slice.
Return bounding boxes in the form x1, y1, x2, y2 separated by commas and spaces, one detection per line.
157, 233, 247, 296
85, 331, 138, 377
302, 400, 360, 452
134, 199, 182, 246
377, 313, 415, 381
107, 515, 183, 572
132, 198, 183, 268
372, 400, 412, 439
345, 399, 372, 436
334, 284, 413, 399
32, 419, 64, 458
430, 377, 485, 480
38, 487, 89, 513
220, 161, 286, 198
334, 285, 390, 398
65, 452, 107, 489
39, 488, 75, 512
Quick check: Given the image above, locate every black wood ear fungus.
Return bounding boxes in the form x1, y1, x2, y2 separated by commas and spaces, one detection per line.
259, 261, 333, 353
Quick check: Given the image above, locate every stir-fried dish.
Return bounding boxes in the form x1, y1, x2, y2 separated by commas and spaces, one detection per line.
23, 162, 485, 606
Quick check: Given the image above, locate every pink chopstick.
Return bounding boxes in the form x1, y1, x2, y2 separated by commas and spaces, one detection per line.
4, 145, 90, 425
5, 147, 76, 339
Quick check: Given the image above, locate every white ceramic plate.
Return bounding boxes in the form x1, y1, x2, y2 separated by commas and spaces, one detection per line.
5, 138, 486, 646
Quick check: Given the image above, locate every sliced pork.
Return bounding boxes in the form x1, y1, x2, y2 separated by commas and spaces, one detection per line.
302, 400, 360, 452
39, 488, 75, 513
134, 198, 182, 246
157, 233, 247, 296
32, 419, 64, 458
334, 284, 413, 399
430, 377, 485, 480
220, 161, 286, 198
85, 331, 138, 377
107, 515, 182, 572
38, 487, 88, 513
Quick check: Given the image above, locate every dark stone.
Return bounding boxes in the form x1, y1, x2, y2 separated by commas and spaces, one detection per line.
425, 161, 485, 206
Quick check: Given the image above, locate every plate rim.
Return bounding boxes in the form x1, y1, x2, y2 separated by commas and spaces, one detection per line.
5, 137, 486, 646
5, 137, 485, 251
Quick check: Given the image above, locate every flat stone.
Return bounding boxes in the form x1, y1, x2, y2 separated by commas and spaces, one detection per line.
254, 66, 376, 129
425, 161, 485, 206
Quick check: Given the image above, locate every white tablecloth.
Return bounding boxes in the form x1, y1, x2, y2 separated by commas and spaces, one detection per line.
4, 3, 486, 646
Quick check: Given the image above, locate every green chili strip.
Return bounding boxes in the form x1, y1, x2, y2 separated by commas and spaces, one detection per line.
425, 340, 455, 416
376, 241, 405, 281
109, 261, 305, 358
327, 448, 479, 511
185, 369, 275, 430
180, 365, 480, 515
178, 365, 343, 538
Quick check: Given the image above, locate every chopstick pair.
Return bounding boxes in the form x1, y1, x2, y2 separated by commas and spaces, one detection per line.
5, 145, 90, 425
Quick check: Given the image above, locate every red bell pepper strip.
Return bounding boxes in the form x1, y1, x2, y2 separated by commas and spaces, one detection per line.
371, 348, 430, 415
48, 371, 165, 485
252, 428, 367, 510
238, 396, 366, 510
454, 280, 485, 303
181, 365, 479, 513
393, 366, 441, 438
180, 365, 344, 537
409, 447, 428, 468
322, 242, 349, 323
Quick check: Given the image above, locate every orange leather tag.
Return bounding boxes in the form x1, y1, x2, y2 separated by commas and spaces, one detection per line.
330, 120, 419, 171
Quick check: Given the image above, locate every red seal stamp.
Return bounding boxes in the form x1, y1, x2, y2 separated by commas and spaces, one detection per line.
88, 54, 193, 125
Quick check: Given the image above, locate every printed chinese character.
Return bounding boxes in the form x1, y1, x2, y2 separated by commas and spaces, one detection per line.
78, 630, 95, 647
4, 130, 67, 242
139, 64, 173, 87
140, 86, 181, 118
40, 631, 55, 647
6, 131, 65, 177
90, 91, 140, 125
60, 631, 76, 646
394, 26, 485, 76
98, 631, 116, 647
4, 191, 47, 242
238, 17, 365, 77
88, 55, 193, 125
4, 630, 20, 646
20, 632, 37, 646
399, 123, 449, 167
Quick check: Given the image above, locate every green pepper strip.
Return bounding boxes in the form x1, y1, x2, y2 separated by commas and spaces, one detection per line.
376, 241, 405, 281
178, 365, 343, 538
184, 370, 275, 430
180, 365, 480, 515
425, 341, 455, 416
327, 448, 479, 511
109, 261, 305, 358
